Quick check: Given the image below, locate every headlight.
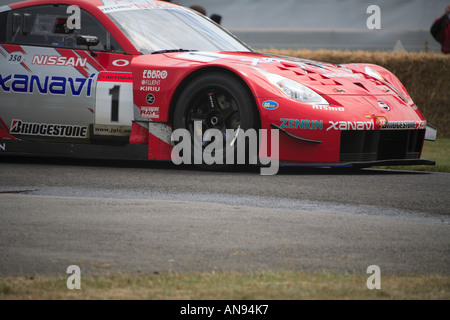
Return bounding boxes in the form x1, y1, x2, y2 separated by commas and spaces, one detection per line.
257, 69, 329, 105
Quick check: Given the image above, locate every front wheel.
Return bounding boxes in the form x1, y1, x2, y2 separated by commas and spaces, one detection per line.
172, 72, 259, 168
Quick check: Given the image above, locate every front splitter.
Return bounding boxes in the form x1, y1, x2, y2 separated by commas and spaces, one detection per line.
279, 158, 436, 168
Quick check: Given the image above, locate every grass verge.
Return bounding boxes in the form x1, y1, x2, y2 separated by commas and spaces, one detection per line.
374, 137, 450, 173
1, 271, 449, 300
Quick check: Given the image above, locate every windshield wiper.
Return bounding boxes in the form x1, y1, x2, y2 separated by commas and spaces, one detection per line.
151, 49, 196, 55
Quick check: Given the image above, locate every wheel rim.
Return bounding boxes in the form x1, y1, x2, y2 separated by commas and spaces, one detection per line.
185, 88, 241, 148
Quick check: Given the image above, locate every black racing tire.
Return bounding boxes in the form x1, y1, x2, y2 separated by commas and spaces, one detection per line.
172, 72, 259, 169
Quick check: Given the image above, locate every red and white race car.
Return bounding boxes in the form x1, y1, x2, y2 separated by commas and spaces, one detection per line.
0, 0, 436, 170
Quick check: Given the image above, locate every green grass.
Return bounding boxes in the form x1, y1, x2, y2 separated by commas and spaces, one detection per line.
1, 271, 448, 300
375, 137, 450, 173
1, 139, 447, 301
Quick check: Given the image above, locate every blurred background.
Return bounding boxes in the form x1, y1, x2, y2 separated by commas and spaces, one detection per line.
0, 0, 447, 52
173, 0, 448, 52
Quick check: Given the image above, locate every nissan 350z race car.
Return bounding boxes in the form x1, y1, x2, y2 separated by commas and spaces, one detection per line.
0, 0, 436, 171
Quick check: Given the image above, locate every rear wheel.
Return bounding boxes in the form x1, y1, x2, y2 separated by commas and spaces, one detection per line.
172, 72, 259, 168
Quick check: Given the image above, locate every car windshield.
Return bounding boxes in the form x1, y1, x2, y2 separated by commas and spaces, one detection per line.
107, 7, 252, 54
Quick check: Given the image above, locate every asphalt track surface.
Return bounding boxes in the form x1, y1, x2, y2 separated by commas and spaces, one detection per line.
0, 156, 449, 277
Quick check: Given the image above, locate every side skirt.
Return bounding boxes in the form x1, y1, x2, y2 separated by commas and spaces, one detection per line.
0, 139, 149, 160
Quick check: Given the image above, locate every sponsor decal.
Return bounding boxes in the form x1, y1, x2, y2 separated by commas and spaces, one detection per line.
141, 79, 161, 86
417, 120, 426, 129
2, 47, 31, 71
93, 125, 131, 136
0, 73, 94, 96
97, 72, 132, 82
333, 88, 345, 93
99, 4, 136, 13
146, 93, 155, 105
141, 106, 160, 119
176, 51, 229, 62
32, 55, 87, 67
280, 118, 323, 130
0, 143, 5, 151
99, 2, 174, 13
312, 105, 345, 112
262, 100, 278, 110
10, 120, 88, 138
6, 52, 25, 65
112, 59, 130, 67
378, 101, 390, 111
251, 57, 282, 66
327, 120, 375, 131
140, 79, 161, 92
380, 121, 425, 130
140, 86, 160, 92
366, 116, 426, 130
373, 115, 388, 127
142, 70, 167, 79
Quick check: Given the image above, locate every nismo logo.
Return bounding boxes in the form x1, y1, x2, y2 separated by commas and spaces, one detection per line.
0, 73, 95, 96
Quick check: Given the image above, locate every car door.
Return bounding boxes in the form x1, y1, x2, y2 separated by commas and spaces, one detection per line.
0, 4, 133, 143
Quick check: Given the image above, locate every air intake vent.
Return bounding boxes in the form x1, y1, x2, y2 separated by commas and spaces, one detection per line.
353, 82, 369, 92
340, 130, 425, 162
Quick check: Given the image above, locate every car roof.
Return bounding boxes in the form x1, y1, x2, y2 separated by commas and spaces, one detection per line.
8, 0, 177, 10
9, 0, 102, 9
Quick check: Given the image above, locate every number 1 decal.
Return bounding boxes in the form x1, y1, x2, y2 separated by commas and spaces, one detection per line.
109, 85, 120, 122
95, 72, 133, 126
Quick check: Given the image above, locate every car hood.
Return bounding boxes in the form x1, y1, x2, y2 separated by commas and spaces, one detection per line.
168, 51, 404, 99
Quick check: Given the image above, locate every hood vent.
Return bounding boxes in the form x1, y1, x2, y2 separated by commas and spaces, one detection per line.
353, 82, 370, 92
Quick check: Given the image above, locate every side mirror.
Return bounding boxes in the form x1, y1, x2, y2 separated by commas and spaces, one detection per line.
76, 35, 99, 56
76, 35, 99, 46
